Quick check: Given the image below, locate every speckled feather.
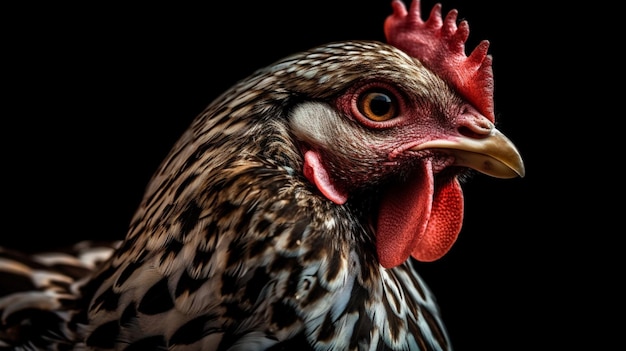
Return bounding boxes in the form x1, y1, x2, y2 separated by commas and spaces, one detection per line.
1, 40, 452, 351
76, 41, 451, 350
0, 1, 525, 349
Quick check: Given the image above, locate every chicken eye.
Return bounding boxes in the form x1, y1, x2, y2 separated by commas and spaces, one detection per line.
357, 89, 398, 122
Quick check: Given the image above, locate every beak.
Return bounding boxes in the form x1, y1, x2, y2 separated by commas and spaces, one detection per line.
412, 127, 525, 179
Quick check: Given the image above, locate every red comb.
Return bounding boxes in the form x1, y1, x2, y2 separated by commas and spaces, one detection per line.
384, 0, 495, 121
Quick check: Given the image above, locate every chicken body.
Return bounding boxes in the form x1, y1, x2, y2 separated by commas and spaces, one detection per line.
0, 1, 524, 350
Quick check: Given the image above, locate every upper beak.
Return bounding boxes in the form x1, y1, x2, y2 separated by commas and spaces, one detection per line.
411, 127, 525, 179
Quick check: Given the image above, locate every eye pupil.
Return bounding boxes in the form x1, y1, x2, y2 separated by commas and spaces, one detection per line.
369, 93, 392, 117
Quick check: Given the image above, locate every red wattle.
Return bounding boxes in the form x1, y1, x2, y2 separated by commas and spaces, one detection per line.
376, 162, 433, 268
376, 161, 464, 268
410, 178, 463, 262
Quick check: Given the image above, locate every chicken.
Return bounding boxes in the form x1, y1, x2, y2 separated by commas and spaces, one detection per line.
0, 0, 524, 349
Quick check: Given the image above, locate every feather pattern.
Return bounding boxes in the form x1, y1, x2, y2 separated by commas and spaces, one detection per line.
0, 1, 525, 350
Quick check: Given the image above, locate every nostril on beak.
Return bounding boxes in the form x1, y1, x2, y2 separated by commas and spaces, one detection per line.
458, 124, 491, 139
458, 115, 494, 139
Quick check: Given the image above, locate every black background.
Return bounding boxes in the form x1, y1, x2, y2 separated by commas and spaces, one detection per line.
3, 1, 611, 349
